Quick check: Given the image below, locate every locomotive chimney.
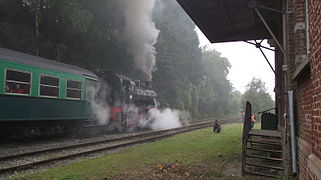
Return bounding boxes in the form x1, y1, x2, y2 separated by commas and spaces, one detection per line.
145, 81, 152, 89
135, 80, 141, 88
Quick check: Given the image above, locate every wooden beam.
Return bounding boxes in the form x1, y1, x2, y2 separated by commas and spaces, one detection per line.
218, 0, 234, 32
254, 8, 285, 55
249, 9, 256, 28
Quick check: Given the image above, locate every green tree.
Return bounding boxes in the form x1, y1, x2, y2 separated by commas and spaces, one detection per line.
228, 90, 242, 115
0, 0, 132, 74
199, 48, 233, 117
241, 78, 274, 114
152, 0, 202, 114
0, 0, 93, 59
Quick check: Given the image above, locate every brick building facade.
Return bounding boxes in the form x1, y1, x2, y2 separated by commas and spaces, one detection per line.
286, 0, 321, 179
176, 0, 320, 178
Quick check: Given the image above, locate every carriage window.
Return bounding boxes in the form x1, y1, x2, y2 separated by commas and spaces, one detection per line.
5, 69, 31, 95
66, 80, 82, 99
39, 75, 59, 97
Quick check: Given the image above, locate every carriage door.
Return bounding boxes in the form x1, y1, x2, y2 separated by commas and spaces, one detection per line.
85, 79, 99, 102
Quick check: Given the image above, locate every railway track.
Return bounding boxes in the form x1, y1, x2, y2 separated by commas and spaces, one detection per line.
0, 117, 240, 176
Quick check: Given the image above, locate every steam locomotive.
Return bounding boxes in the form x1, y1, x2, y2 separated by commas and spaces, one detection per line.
0, 48, 157, 138
98, 71, 157, 130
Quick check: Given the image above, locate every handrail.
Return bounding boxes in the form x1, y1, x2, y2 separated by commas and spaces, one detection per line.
258, 107, 276, 114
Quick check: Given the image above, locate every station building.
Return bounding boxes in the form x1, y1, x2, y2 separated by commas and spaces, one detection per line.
176, 0, 320, 179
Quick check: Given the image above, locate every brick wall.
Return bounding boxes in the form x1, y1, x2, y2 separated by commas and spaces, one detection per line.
290, 0, 321, 179
297, 72, 313, 144
309, 0, 321, 160
297, 73, 314, 179
293, 0, 307, 66
298, 138, 314, 179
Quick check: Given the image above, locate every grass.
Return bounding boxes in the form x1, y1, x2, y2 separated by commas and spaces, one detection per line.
10, 123, 254, 180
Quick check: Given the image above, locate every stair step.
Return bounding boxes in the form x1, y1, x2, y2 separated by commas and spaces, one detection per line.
252, 137, 282, 142
247, 140, 282, 146
247, 147, 282, 153
249, 129, 282, 138
246, 162, 284, 170
246, 154, 283, 161
248, 144, 282, 151
244, 171, 278, 178
82, 124, 100, 127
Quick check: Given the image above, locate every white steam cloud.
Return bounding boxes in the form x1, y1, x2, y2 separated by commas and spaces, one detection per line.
86, 83, 188, 131
137, 108, 191, 130
120, 0, 160, 81
148, 108, 182, 130
87, 83, 110, 125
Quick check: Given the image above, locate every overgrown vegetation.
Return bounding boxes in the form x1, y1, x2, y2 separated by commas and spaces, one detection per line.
10, 123, 248, 180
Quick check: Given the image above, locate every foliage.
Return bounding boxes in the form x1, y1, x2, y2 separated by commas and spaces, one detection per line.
198, 48, 234, 117
229, 90, 242, 115
241, 78, 275, 114
0, 0, 132, 73
152, 0, 202, 114
152, 0, 239, 117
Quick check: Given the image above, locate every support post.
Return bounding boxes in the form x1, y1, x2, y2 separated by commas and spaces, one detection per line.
242, 101, 252, 176
254, 8, 285, 55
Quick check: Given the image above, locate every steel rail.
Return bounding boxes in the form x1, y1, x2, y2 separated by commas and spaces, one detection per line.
0, 120, 218, 161
0, 117, 240, 175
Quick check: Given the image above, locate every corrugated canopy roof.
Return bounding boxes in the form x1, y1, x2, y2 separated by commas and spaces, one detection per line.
176, 0, 282, 43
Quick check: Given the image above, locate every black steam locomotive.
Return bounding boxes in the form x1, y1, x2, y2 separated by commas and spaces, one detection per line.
99, 71, 157, 130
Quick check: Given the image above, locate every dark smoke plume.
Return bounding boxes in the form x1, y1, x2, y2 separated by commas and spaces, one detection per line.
120, 0, 159, 81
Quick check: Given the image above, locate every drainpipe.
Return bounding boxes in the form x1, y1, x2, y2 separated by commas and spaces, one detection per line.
305, 0, 310, 56
288, 91, 297, 174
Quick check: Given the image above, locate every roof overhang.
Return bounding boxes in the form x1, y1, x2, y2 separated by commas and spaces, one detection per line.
176, 0, 283, 43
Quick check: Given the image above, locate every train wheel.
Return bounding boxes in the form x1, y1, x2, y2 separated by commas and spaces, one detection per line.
121, 113, 127, 129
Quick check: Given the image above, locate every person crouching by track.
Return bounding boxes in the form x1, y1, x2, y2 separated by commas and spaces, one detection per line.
213, 120, 221, 133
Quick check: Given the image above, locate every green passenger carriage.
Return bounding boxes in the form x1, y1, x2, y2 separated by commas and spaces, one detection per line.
0, 48, 99, 136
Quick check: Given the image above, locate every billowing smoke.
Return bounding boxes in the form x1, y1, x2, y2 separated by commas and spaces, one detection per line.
86, 81, 188, 130
137, 108, 191, 130
86, 82, 110, 125
147, 108, 182, 130
120, 0, 160, 81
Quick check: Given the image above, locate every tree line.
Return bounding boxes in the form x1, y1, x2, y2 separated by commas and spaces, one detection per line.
0, 0, 274, 118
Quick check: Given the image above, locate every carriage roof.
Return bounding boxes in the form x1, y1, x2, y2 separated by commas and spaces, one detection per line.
0, 48, 98, 79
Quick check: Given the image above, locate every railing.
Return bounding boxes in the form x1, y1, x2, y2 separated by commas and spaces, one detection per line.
241, 101, 252, 176
257, 107, 276, 114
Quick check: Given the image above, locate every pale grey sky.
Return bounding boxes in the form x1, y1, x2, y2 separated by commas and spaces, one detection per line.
196, 28, 275, 99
